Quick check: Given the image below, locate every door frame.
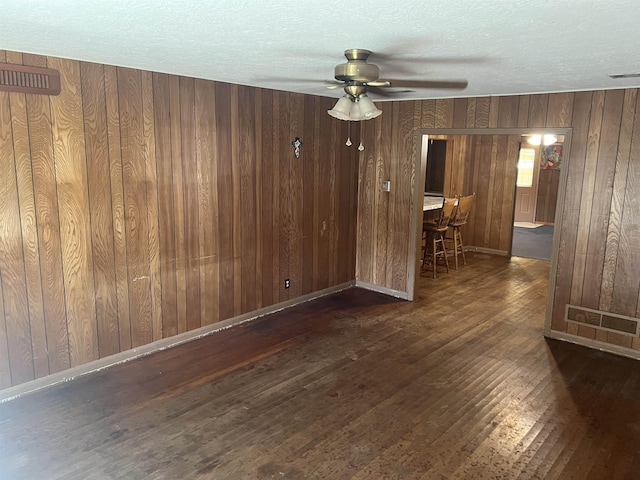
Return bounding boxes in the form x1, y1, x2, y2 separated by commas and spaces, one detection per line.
409, 128, 572, 335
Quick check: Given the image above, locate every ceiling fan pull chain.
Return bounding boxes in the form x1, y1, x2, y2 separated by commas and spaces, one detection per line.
346, 121, 352, 146
358, 140, 364, 151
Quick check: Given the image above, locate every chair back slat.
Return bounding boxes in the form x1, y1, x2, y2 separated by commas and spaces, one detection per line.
435, 198, 457, 229
450, 193, 475, 226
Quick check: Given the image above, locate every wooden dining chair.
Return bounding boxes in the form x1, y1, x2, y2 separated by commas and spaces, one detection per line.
448, 193, 475, 269
422, 197, 456, 278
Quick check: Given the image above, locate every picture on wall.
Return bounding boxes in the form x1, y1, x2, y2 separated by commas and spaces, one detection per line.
541, 144, 562, 170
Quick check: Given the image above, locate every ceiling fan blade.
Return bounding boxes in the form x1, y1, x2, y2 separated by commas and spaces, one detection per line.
367, 86, 413, 98
324, 80, 345, 87
383, 79, 468, 90
366, 80, 391, 87
254, 76, 336, 84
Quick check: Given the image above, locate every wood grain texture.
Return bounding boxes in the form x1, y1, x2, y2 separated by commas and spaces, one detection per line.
238, 85, 257, 312
535, 169, 560, 224
260, 89, 275, 307
301, 96, 316, 295
80, 61, 120, 358
17, 57, 50, 380
104, 65, 132, 352
215, 82, 236, 320
288, 93, 304, 299
141, 70, 163, 342
550, 92, 593, 331
48, 56, 99, 367
180, 77, 201, 331
169, 76, 187, 334
10, 88, 48, 379
25, 61, 70, 374
153, 73, 178, 338
117, 67, 153, 348
275, 90, 291, 302
231, 85, 242, 315
517, 96, 531, 128
497, 95, 520, 128
194, 78, 219, 326
374, 105, 392, 286
546, 93, 574, 127
611, 91, 640, 318
0, 275, 10, 388
0, 88, 34, 385
355, 121, 375, 282
528, 94, 549, 127
581, 90, 624, 309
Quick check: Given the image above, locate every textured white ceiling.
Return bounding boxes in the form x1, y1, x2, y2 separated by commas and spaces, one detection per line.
1, 0, 639, 101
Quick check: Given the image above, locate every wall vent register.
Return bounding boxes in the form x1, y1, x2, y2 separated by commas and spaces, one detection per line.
566, 304, 639, 336
0, 63, 61, 95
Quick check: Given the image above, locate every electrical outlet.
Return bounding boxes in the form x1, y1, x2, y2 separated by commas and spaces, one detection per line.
284, 278, 290, 289
382, 180, 391, 192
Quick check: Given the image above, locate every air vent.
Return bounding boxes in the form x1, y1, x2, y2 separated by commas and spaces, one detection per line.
0, 63, 61, 95
566, 304, 639, 336
608, 73, 640, 80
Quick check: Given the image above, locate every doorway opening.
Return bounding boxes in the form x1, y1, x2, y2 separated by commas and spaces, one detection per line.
512, 134, 564, 261
411, 128, 572, 339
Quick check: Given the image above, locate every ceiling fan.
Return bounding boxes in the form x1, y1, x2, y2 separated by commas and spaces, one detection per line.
327, 48, 468, 121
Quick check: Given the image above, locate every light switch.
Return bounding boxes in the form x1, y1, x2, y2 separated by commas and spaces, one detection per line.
381, 181, 391, 192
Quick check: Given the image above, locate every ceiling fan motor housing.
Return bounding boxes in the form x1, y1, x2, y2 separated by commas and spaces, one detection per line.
334, 49, 379, 83
334, 61, 379, 83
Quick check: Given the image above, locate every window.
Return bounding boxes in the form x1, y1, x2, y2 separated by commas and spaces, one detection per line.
516, 147, 536, 187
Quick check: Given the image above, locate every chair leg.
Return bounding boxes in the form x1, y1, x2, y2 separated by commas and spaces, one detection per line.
421, 231, 427, 269
457, 230, 466, 266
432, 236, 437, 279
452, 227, 459, 270
440, 233, 450, 274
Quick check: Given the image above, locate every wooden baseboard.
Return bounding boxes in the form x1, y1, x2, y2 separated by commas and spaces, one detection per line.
546, 330, 640, 361
0, 281, 356, 403
465, 246, 509, 256
355, 280, 410, 300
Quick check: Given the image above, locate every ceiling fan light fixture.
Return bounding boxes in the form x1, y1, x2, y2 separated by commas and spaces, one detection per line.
528, 134, 557, 146
357, 95, 382, 119
328, 94, 382, 122
527, 134, 541, 145
349, 99, 363, 121
327, 96, 353, 120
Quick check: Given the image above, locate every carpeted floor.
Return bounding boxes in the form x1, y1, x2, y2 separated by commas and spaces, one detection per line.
511, 224, 554, 261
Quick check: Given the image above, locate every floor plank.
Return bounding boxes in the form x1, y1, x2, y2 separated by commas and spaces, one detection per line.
1, 253, 640, 479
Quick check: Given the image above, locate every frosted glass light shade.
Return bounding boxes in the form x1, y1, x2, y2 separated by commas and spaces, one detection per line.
327, 96, 352, 120
349, 100, 362, 120
328, 94, 383, 121
358, 95, 382, 119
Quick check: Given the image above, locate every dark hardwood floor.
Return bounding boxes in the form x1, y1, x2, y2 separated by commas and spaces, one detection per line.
2, 253, 640, 479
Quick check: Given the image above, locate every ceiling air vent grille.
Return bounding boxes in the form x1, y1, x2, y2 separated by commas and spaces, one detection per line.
0, 63, 61, 95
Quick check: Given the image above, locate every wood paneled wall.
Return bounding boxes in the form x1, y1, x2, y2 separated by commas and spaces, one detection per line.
356, 90, 640, 352
432, 133, 521, 253
535, 169, 560, 224
0, 50, 358, 390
